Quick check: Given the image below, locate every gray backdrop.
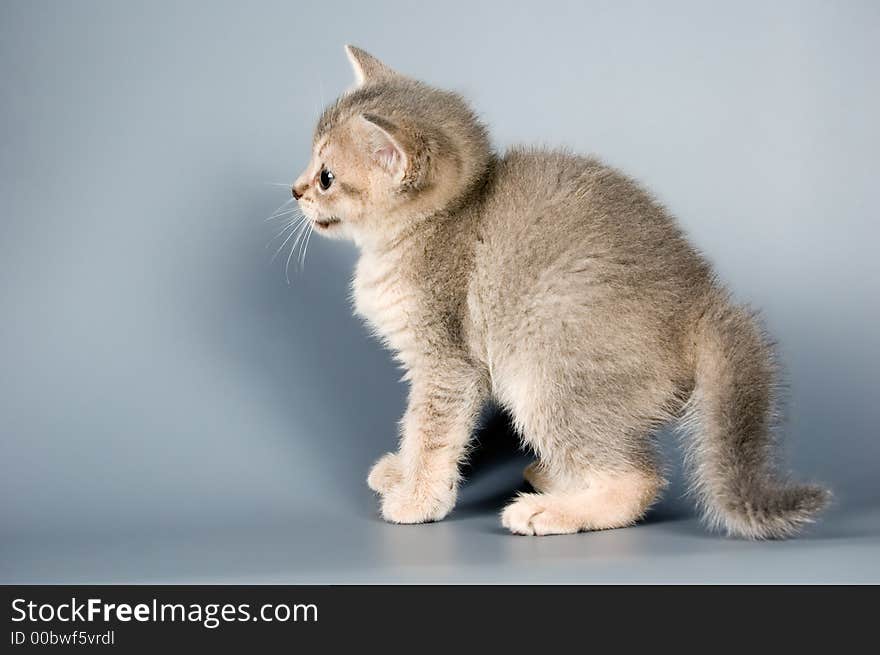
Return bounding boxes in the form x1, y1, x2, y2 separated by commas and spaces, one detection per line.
2, 0, 878, 583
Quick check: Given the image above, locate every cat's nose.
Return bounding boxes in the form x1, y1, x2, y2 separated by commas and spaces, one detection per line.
291, 185, 303, 200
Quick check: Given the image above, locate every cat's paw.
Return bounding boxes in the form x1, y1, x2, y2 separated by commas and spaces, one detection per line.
367, 452, 403, 495
501, 493, 580, 536
380, 482, 456, 524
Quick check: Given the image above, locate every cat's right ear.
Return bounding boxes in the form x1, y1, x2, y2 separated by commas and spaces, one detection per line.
345, 45, 397, 86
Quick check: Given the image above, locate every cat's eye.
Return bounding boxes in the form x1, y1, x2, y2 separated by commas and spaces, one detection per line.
318, 167, 335, 191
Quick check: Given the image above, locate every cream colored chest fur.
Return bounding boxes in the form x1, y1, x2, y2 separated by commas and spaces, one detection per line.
352, 251, 421, 362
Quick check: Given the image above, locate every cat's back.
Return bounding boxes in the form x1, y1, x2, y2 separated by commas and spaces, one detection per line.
478, 147, 695, 259
467, 147, 713, 366
474, 146, 711, 294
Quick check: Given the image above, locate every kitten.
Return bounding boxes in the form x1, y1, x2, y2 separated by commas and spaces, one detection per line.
290, 45, 829, 538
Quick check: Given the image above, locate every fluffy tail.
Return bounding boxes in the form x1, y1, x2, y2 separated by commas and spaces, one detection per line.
681, 296, 830, 539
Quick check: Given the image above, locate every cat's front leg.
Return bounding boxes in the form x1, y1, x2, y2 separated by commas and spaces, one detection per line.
373, 366, 486, 524
367, 451, 403, 495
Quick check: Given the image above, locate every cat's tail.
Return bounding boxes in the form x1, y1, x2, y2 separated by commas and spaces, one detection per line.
680, 295, 830, 539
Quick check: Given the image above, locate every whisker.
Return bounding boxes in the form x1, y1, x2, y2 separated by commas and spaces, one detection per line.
272, 197, 295, 210
266, 217, 300, 247
289, 218, 311, 260
271, 217, 306, 263
294, 224, 308, 271
299, 224, 314, 270
286, 220, 312, 284
265, 197, 295, 219
265, 207, 300, 221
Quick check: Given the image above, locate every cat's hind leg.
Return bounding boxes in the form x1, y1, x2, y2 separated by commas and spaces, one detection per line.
497, 360, 671, 535
522, 461, 552, 493
502, 468, 663, 535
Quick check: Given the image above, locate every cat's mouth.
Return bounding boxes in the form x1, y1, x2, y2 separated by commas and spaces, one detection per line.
313, 216, 341, 230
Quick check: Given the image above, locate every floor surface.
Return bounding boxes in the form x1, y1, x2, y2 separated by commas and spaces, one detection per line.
5, 449, 877, 584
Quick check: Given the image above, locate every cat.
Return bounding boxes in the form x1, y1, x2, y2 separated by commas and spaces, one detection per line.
289, 45, 830, 538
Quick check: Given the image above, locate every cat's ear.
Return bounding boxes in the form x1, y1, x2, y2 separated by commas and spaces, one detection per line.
345, 45, 397, 86
358, 113, 409, 182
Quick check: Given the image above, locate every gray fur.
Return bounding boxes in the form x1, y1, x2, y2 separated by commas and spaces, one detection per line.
290, 46, 830, 538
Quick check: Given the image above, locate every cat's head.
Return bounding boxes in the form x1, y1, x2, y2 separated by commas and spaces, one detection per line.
291, 46, 493, 245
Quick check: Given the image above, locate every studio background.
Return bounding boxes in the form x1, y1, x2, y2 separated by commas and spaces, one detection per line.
2, 0, 878, 582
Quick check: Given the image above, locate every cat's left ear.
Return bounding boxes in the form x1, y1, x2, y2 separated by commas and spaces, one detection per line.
356, 113, 431, 190
357, 113, 409, 183
345, 45, 397, 86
